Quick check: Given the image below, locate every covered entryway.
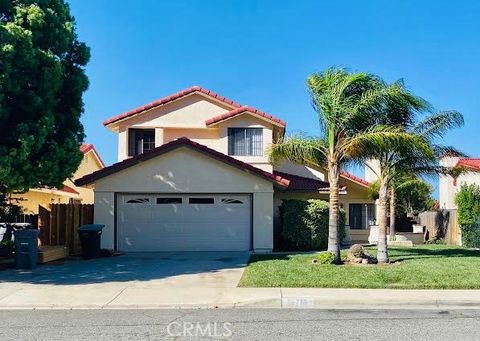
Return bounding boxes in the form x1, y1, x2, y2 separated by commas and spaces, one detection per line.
117, 193, 252, 252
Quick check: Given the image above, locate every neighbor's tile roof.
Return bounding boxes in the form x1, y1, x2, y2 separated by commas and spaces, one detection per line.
456, 158, 480, 171
80, 143, 105, 168
206, 106, 286, 127
75, 138, 290, 187
103, 86, 242, 126
60, 185, 80, 195
340, 171, 371, 187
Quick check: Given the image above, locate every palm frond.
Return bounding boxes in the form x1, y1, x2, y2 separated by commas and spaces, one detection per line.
268, 135, 328, 167
413, 111, 464, 141
339, 125, 434, 162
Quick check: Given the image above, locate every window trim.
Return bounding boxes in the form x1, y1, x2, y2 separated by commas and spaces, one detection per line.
227, 127, 263, 156
128, 128, 156, 156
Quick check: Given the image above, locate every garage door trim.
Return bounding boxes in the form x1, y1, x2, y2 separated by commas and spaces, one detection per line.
113, 192, 254, 252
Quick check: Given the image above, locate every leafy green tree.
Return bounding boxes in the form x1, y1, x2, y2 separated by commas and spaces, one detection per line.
269, 68, 425, 263
393, 176, 435, 218
0, 0, 90, 193
455, 184, 480, 247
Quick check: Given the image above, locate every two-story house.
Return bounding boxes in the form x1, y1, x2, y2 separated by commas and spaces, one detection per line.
75, 86, 374, 252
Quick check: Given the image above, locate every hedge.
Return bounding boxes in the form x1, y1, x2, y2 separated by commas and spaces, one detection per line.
279, 199, 346, 251
455, 184, 480, 247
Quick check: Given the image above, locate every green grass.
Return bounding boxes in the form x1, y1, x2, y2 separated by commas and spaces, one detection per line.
239, 245, 480, 289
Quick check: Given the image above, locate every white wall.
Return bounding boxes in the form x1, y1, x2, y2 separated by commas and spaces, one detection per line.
365, 159, 380, 183
274, 161, 326, 180
94, 191, 115, 249
439, 156, 460, 209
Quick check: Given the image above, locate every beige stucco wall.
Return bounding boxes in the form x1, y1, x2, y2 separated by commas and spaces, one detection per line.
92, 147, 275, 251
162, 128, 221, 151
274, 161, 326, 181
115, 94, 232, 161
217, 115, 274, 172
114, 93, 277, 170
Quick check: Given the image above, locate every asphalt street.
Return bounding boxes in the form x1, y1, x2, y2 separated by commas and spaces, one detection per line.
1, 308, 480, 340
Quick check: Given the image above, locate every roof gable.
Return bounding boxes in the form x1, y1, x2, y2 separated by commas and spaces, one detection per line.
456, 158, 480, 172
206, 106, 286, 127
75, 138, 289, 187
80, 144, 105, 168
103, 86, 241, 127
103, 86, 286, 131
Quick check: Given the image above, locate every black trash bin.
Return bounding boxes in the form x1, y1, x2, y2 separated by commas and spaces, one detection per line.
14, 229, 39, 269
78, 224, 104, 259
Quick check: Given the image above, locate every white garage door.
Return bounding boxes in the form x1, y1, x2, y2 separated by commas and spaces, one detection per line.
117, 194, 252, 252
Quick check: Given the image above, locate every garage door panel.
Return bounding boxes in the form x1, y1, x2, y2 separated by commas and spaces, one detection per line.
117, 194, 251, 251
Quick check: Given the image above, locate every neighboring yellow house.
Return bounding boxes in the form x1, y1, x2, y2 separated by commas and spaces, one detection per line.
15, 144, 104, 214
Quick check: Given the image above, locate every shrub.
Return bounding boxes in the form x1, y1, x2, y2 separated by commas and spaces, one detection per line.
313, 251, 336, 264
280, 199, 346, 251
455, 184, 480, 247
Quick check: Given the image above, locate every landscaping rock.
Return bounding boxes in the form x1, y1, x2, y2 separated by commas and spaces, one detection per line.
347, 244, 377, 264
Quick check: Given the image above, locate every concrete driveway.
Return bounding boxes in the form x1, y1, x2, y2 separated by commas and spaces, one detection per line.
0, 251, 250, 288
0, 252, 259, 309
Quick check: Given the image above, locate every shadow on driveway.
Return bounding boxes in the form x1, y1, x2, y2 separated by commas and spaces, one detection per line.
0, 252, 250, 286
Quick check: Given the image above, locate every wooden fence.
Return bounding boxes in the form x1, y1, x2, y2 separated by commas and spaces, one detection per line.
38, 203, 94, 255
417, 209, 460, 245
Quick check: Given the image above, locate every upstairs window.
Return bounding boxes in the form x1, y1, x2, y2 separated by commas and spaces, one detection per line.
128, 129, 155, 156
228, 128, 263, 156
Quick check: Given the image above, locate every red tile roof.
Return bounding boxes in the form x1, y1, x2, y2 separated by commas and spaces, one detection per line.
273, 171, 345, 192
103, 86, 242, 126
80, 143, 106, 168
60, 185, 80, 195
75, 138, 290, 187
456, 158, 480, 171
206, 106, 286, 127
340, 171, 371, 187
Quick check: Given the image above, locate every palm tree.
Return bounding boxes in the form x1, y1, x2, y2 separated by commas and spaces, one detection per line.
269, 68, 428, 263
368, 81, 464, 262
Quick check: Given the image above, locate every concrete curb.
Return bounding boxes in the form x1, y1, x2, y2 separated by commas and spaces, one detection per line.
2, 287, 480, 310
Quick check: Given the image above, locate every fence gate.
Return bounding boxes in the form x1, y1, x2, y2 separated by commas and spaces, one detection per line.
38, 204, 94, 255
417, 210, 460, 245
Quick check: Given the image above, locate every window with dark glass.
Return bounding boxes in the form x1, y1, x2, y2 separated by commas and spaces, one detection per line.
227, 128, 263, 156
126, 198, 150, 204
156, 198, 182, 204
349, 204, 376, 229
189, 198, 214, 204
221, 198, 244, 204
128, 128, 155, 156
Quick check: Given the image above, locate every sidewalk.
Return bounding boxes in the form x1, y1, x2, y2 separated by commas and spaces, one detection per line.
1, 282, 480, 310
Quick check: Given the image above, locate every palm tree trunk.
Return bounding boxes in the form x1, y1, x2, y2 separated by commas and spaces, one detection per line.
377, 177, 389, 263
389, 187, 396, 240
327, 158, 341, 263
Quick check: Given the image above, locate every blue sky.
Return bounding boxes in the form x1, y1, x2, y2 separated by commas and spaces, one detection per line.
69, 0, 479, 195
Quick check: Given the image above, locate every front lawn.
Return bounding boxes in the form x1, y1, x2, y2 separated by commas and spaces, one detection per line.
239, 245, 480, 289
